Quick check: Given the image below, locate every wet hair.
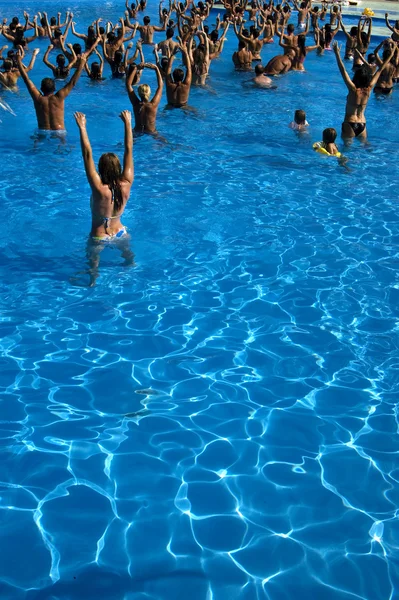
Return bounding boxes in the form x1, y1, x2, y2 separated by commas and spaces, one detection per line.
15, 28, 24, 39
298, 34, 307, 56
254, 64, 264, 75
367, 52, 375, 63
98, 154, 123, 212
203, 25, 209, 34
3, 59, 12, 72
9, 23, 17, 32
352, 65, 372, 88
140, 0, 146, 7
161, 57, 168, 70
287, 24, 295, 33
143, 16, 150, 25
73, 43, 82, 55
294, 109, 306, 124
12, 16, 19, 25
40, 17, 46, 27
322, 128, 337, 143
324, 23, 332, 45
251, 1, 256, 6
313, 6, 319, 12
210, 30, 219, 42
360, 31, 368, 46
166, 27, 174, 39
53, 28, 62, 39
238, 40, 247, 49
349, 26, 358, 36
138, 83, 151, 101
114, 51, 123, 64
162, 8, 168, 15
283, 5, 290, 12
99, 26, 105, 35
131, 2, 136, 7
107, 32, 116, 42
56, 54, 66, 65
242, 29, 250, 37
198, 1, 205, 10
88, 25, 96, 39
300, 2, 306, 7
173, 67, 185, 82
91, 61, 101, 77
332, 5, 338, 12
50, 16, 57, 26
41, 77, 56, 95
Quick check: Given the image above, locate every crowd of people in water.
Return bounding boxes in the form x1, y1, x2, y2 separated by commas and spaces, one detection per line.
1, 0, 398, 281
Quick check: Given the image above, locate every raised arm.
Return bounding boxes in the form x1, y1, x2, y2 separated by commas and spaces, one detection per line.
385, 13, 394, 33
180, 42, 191, 85
126, 64, 140, 104
43, 44, 55, 71
71, 22, 87, 40
24, 47, 40, 72
74, 112, 103, 191
57, 54, 86, 99
16, 54, 41, 100
333, 41, 355, 91
67, 43, 78, 68
339, 16, 351, 40
120, 110, 134, 184
370, 42, 395, 88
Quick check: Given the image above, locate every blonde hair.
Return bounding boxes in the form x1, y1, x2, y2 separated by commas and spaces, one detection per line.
138, 84, 151, 101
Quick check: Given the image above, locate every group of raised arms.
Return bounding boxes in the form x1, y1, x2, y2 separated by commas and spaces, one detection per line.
1, 0, 398, 281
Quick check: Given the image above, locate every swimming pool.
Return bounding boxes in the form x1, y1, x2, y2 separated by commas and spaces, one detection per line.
1, 0, 399, 598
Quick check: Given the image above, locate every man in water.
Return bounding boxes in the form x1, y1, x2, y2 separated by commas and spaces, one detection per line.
136, 16, 167, 44
166, 41, 192, 107
252, 64, 273, 86
17, 53, 86, 132
263, 49, 295, 75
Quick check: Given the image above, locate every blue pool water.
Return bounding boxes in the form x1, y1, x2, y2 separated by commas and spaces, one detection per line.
1, 1, 399, 598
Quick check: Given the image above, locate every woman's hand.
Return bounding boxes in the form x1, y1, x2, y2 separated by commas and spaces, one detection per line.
119, 110, 132, 125
74, 111, 87, 129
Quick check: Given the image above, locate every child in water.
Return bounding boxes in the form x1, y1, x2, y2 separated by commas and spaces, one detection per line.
288, 109, 309, 132
313, 127, 341, 157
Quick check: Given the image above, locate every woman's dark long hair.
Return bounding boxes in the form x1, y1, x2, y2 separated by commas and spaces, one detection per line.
298, 34, 307, 57
98, 153, 123, 212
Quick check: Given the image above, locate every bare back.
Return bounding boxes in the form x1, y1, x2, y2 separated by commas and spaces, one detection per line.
90, 180, 131, 237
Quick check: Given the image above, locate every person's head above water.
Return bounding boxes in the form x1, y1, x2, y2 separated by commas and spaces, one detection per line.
138, 83, 151, 101
56, 54, 66, 66
41, 77, 56, 96
173, 68, 185, 82
294, 109, 306, 124
210, 29, 219, 42
50, 16, 57, 26
143, 16, 150, 25
91, 61, 101, 76
114, 50, 123, 64
352, 65, 372, 88
73, 43, 82, 55
11, 16, 19, 25
87, 25, 96, 38
254, 64, 264, 75
98, 153, 123, 210
322, 127, 337, 144
287, 24, 295, 34
3, 59, 13, 72
166, 27, 174, 39
349, 26, 358, 36
367, 52, 376, 63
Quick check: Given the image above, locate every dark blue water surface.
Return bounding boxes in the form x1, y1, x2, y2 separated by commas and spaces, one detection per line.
0, 0, 399, 598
